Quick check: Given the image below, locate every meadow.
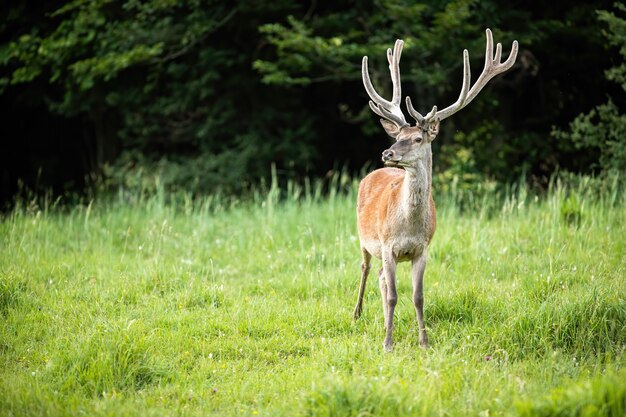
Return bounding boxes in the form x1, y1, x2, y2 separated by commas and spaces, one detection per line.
1, 173, 625, 416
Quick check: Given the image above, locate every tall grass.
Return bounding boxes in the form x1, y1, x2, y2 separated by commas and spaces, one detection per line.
1, 172, 624, 416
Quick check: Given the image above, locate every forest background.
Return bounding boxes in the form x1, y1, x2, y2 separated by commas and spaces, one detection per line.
1, 0, 625, 203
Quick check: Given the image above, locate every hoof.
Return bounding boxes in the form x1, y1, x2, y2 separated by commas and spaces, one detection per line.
383, 341, 393, 352
353, 308, 362, 320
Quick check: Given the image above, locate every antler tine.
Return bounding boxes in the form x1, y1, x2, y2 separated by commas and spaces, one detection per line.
426, 48, 471, 122
405, 96, 425, 123
388, 41, 402, 106
406, 96, 440, 125
425, 105, 438, 120
494, 42, 502, 63
430, 28, 519, 122
362, 40, 409, 127
362, 57, 385, 105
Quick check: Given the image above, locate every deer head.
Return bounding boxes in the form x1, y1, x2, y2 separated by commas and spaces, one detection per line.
362, 29, 519, 149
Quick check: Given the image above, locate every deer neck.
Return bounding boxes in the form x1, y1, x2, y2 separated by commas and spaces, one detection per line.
400, 147, 432, 215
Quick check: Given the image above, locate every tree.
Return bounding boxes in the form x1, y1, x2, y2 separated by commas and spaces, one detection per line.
1, 1, 317, 196
0, 0, 622, 202
552, 3, 626, 173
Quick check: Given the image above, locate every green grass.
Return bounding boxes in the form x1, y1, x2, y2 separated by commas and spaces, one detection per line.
1, 174, 625, 416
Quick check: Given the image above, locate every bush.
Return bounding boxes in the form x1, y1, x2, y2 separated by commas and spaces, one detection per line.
553, 3, 626, 173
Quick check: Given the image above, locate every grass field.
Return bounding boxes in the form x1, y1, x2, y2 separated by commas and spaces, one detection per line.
1, 174, 625, 416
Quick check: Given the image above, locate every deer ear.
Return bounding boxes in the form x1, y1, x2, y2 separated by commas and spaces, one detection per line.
380, 119, 401, 139
427, 119, 440, 142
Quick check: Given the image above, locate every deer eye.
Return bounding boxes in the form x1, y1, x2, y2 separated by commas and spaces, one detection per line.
413, 136, 423, 143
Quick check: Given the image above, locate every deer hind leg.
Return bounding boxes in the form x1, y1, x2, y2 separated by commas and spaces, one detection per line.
412, 253, 429, 348
381, 251, 398, 352
353, 248, 372, 320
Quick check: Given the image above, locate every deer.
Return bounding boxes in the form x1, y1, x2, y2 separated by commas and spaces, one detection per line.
353, 29, 518, 352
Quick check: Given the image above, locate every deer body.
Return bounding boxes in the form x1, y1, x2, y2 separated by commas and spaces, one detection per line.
354, 29, 518, 351
357, 165, 435, 262
354, 141, 437, 351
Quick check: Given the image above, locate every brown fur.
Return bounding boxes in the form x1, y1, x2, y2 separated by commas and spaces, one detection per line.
357, 167, 436, 259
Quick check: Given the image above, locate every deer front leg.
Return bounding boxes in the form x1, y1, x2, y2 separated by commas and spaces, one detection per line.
412, 253, 429, 348
377, 266, 387, 324
381, 250, 398, 352
353, 248, 372, 320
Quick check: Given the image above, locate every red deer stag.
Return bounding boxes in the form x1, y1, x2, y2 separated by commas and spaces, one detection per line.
354, 29, 518, 351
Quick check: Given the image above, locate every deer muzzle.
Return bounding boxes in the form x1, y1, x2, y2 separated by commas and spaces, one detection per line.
382, 149, 395, 162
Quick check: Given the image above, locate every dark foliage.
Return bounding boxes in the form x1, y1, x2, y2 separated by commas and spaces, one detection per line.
0, 0, 624, 203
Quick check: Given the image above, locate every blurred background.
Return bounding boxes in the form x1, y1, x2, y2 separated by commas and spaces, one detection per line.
1, 0, 624, 205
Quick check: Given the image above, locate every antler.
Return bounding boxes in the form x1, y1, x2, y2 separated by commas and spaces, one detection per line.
362, 39, 409, 128
406, 28, 518, 123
